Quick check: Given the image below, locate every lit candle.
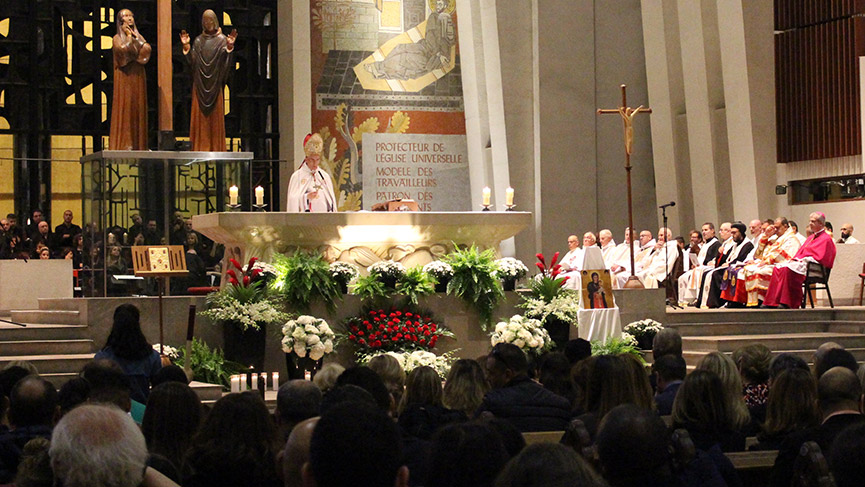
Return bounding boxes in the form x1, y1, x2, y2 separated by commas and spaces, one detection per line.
304, 370, 312, 381
230, 375, 240, 393
229, 185, 239, 206
260, 372, 268, 389
251, 373, 259, 389
482, 187, 491, 206
255, 186, 264, 206
241, 374, 248, 391
505, 187, 514, 206
272, 372, 279, 390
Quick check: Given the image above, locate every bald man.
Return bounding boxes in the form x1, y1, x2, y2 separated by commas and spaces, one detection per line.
838, 223, 860, 244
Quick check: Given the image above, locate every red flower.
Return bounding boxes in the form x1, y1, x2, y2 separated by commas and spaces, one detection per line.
357, 331, 364, 336
359, 339, 366, 345
250, 268, 262, 278
406, 312, 413, 317
243, 275, 250, 286
349, 334, 356, 340
229, 258, 242, 271
363, 320, 369, 325
536, 262, 545, 273
536, 253, 545, 266
373, 340, 382, 348
392, 337, 399, 341
228, 277, 239, 286
226, 269, 237, 279
550, 251, 560, 268
247, 256, 258, 270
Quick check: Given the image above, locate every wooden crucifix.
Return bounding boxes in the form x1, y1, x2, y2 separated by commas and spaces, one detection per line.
597, 84, 652, 289
157, 0, 174, 149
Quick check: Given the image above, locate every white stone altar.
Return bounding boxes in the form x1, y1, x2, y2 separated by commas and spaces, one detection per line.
192, 211, 532, 268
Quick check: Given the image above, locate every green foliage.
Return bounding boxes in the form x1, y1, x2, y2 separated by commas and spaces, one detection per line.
174, 338, 248, 388
529, 274, 569, 303
351, 274, 391, 307
443, 245, 504, 329
591, 337, 646, 363
273, 251, 341, 313
396, 267, 436, 305
225, 281, 266, 305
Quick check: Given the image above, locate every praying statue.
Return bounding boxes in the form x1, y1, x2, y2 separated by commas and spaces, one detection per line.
365, 0, 455, 81
109, 9, 151, 150
180, 10, 237, 152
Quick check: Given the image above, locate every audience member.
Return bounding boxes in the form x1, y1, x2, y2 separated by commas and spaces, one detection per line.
275, 380, 322, 442
537, 352, 576, 405
0, 366, 31, 428
620, 354, 655, 411
828, 422, 865, 487
476, 343, 571, 432
563, 339, 592, 365
304, 401, 408, 487
732, 344, 771, 422
427, 422, 509, 487
481, 417, 526, 458
672, 369, 746, 453
335, 366, 392, 413
282, 417, 318, 487
14, 437, 51, 487
50, 404, 151, 487
0, 376, 57, 483
318, 384, 376, 416
815, 347, 858, 378
695, 352, 752, 434
579, 354, 650, 438
770, 366, 865, 487
442, 359, 489, 418
569, 356, 594, 415
751, 368, 819, 451
151, 364, 189, 387
183, 392, 281, 487
495, 442, 604, 487
141, 382, 202, 474
311, 363, 344, 393
30, 222, 54, 256
368, 354, 406, 414
652, 328, 683, 360
80, 359, 141, 422
94, 303, 162, 403
56, 377, 89, 418
652, 354, 686, 416
54, 210, 81, 249
768, 353, 810, 385
398, 366, 466, 440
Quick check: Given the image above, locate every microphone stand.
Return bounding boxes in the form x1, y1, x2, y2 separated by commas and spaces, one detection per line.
661, 205, 682, 309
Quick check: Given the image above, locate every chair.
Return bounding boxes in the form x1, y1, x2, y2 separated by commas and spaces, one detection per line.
858, 263, 865, 305
560, 419, 597, 468
522, 430, 564, 445
790, 441, 835, 487
802, 262, 833, 308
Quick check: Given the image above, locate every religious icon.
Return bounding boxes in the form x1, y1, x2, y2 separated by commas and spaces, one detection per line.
181, 10, 238, 152
109, 8, 152, 150
581, 269, 614, 309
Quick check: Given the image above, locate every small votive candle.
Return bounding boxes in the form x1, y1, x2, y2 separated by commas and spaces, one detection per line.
272, 372, 279, 390
482, 187, 491, 206
255, 186, 264, 206
241, 374, 248, 391
229, 185, 239, 206
505, 187, 514, 206
304, 370, 312, 381
251, 373, 259, 389
230, 375, 240, 393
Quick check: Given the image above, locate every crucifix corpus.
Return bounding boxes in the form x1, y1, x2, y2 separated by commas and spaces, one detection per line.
597, 84, 652, 289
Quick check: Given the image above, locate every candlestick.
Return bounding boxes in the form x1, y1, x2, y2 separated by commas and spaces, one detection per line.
482, 186, 491, 206
229, 185, 239, 206
505, 187, 514, 206
255, 186, 264, 206
272, 372, 279, 391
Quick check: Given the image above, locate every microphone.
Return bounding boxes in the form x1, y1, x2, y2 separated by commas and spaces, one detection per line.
659, 201, 676, 209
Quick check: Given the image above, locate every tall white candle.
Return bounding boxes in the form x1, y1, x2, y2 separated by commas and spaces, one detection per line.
505, 187, 514, 206
230, 375, 240, 393
251, 373, 259, 389
241, 374, 248, 391
482, 187, 491, 206
272, 372, 279, 391
229, 185, 239, 206
255, 186, 264, 206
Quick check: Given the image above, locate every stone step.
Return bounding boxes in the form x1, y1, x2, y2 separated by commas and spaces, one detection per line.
9, 310, 80, 326
42, 373, 81, 388
682, 333, 865, 353
665, 308, 836, 325
0, 339, 93, 356
679, 348, 865, 367
0, 354, 95, 374
669, 321, 833, 337
0, 324, 89, 341
37, 298, 81, 312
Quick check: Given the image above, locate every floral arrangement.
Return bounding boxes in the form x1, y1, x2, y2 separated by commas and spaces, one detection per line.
591, 335, 645, 362
423, 261, 454, 281
342, 308, 453, 354
362, 350, 458, 378
329, 261, 359, 284
273, 251, 342, 312
622, 319, 664, 349
489, 314, 553, 355
368, 260, 407, 281
200, 257, 289, 331
529, 252, 570, 302
519, 293, 580, 324
494, 257, 529, 281
152, 343, 180, 359
443, 245, 504, 329
243, 260, 277, 279
281, 315, 336, 360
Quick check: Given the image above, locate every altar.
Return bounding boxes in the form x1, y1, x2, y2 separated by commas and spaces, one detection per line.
192, 211, 532, 268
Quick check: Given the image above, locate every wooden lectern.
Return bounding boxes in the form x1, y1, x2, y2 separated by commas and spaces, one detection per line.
132, 246, 188, 360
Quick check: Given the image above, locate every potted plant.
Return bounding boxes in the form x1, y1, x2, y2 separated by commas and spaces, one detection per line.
489, 314, 554, 356
443, 245, 504, 329
163, 339, 248, 388
395, 266, 436, 305
591, 335, 645, 363
329, 261, 359, 294
494, 257, 529, 291
199, 257, 289, 371
423, 261, 454, 292
273, 251, 342, 313
622, 319, 664, 350
525, 252, 575, 347
281, 315, 336, 379
368, 260, 407, 289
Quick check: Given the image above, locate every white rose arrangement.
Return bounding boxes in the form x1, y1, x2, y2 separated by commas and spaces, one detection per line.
151, 343, 180, 359
423, 261, 454, 281
281, 315, 336, 361
489, 314, 553, 355
494, 257, 529, 280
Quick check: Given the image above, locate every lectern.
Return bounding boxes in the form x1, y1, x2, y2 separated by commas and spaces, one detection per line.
132, 246, 188, 358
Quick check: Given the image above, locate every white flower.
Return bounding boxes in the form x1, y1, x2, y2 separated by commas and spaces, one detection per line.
323, 339, 334, 353
368, 260, 407, 279
304, 324, 319, 333
494, 258, 529, 280
292, 326, 307, 340
423, 261, 454, 279
306, 334, 321, 346
297, 315, 316, 326
318, 323, 331, 334
293, 342, 307, 357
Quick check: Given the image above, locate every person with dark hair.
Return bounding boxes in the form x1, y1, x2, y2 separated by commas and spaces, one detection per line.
183, 392, 280, 487
652, 354, 686, 416
335, 366, 392, 413
56, 378, 89, 418
275, 380, 322, 442
482, 417, 526, 459
80, 359, 142, 424
815, 347, 858, 378
476, 343, 570, 432
579, 355, 653, 439
768, 353, 810, 384
95, 304, 161, 403
0, 376, 57, 483
443, 359, 489, 418
829, 422, 865, 487
537, 352, 576, 405
495, 442, 604, 487
368, 354, 406, 416
150, 364, 189, 388
652, 328, 682, 360
770, 367, 865, 487
751, 368, 820, 451
0, 366, 30, 429
318, 384, 377, 416
672, 369, 745, 454
305, 401, 408, 487
427, 422, 509, 487
141, 382, 202, 474
732, 344, 772, 422
563, 339, 592, 365
704, 221, 754, 308
398, 366, 466, 440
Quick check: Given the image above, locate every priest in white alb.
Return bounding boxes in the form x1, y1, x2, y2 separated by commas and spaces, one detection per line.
286, 133, 337, 213
599, 229, 617, 265
617, 228, 677, 289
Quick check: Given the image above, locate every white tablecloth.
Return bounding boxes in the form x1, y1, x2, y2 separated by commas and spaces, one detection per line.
577, 307, 622, 342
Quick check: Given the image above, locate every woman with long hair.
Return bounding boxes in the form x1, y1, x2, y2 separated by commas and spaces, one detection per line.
751, 368, 820, 451
695, 351, 752, 434
672, 369, 746, 453
579, 354, 653, 438
443, 359, 489, 418
368, 354, 406, 416
182, 392, 281, 487
142, 382, 203, 473
398, 366, 466, 439
94, 303, 161, 403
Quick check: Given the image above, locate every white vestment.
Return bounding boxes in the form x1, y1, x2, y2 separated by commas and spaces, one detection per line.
560, 248, 584, 290
840, 236, 861, 244
618, 241, 679, 289
286, 163, 337, 213
678, 237, 718, 304
697, 238, 750, 308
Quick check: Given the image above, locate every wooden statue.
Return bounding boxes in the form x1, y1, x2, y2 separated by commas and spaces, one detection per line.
109, 9, 151, 150
180, 10, 237, 152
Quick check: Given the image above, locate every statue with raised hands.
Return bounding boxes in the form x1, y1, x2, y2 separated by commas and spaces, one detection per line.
110, 9, 151, 150
181, 10, 237, 152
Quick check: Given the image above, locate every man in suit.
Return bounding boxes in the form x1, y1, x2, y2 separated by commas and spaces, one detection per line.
770, 366, 865, 487
652, 354, 686, 416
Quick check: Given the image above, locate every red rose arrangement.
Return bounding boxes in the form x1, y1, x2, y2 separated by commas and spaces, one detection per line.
343, 308, 453, 353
